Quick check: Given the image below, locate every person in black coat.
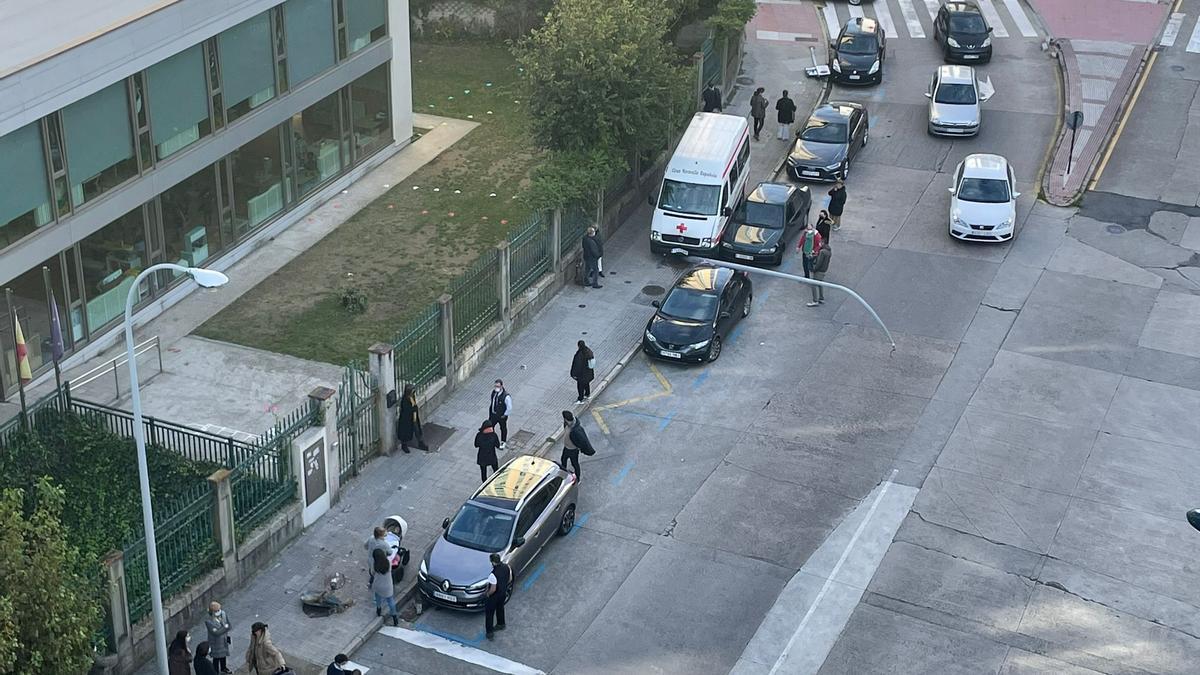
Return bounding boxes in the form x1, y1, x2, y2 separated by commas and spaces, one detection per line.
775, 90, 797, 141
474, 420, 501, 482
570, 340, 595, 403
582, 227, 603, 289
193, 642, 218, 675
395, 384, 428, 453
560, 410, 595, 481
702, 84, 723, 113
827, 179, 847, 230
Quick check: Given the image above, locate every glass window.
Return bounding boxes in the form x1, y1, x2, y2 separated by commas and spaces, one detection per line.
0, 256, 71, 391
444, 503, 515, 553
290, 93, 343, 196
78, 209, 148, 332
61, 81, 138, 207
160, 165, 222, 279
229, 127, 285, 238
345, 0, 387, 55
658, 180, 720, 216
219, 12, 277, 124
285, 0, 336, 85
147, 46, 213, 160
349, 64, 390, 160
0, 123, 53, 249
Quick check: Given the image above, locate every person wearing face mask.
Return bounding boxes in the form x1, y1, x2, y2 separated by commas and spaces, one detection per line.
488, 379, 512, 449
245, 622, 287, 675
203, 601, 233, 673
797, 222, 824, 307
168, 630, 193, 675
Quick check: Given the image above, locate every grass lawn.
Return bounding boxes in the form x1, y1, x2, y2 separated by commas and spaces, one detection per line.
196, 42, 540, 365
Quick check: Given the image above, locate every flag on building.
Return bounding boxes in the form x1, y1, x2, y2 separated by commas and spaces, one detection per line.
14, 316, 32, 384
48, 295, 64, 362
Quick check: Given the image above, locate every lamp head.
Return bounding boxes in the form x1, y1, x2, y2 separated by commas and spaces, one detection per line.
188, 268, 229, 289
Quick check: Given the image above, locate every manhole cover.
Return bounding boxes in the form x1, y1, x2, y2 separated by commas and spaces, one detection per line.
642, 284, 666, 296
736, 76, 754, 85
1106, 224, 1126, 234
1172, 65, 1186, 72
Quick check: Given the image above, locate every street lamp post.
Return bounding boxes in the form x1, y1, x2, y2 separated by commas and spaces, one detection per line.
668, 248, 897, 349
124, 263, 228, 675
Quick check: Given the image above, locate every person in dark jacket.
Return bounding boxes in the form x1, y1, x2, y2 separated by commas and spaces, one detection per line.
570, 340, 595, 403
560, 410, 595, 480
328, 654, 362, 675
193, 642, 218, 675
814, 209, 834, 243
702, 84, 723, 112
168, 630, 192, 675
488, 379, 512, 449
203, 601, 232, 673
776, 90, 797, 141
395, 384, 428, 453
750, 87, 768, 141
484, 552, 512, 640
827, 179, 847, 230
582, 227, 602, 288
475, 420, 501, 482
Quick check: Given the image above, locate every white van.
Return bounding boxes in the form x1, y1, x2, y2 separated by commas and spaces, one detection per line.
649, 112, 751, 256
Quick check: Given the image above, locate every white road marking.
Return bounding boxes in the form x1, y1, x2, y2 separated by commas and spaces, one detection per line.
870, 0, 899, 40
921, 0, 942, 24
1162, 12, 1185, 47
822, 1, 842, 40
1002, 0, 1039, 37
977, 0, 1010, 38
848, 3, 865, 19
896, 0, 926, 38
1189, 16, 1200, 53
378, 626, 545, 675
757, 30, 815, 41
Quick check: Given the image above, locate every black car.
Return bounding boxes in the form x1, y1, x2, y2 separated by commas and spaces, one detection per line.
643, 264, 753, 363
786, 102, 869, 182
829, 18, 886, 85
720, 182, 811, 266
934, 1, 994, 63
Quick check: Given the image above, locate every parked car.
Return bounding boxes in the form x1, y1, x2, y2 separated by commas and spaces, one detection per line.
720, 182, 811, 266
417, 455, 578, 611
934, 1, 994, 63
926, 65, 994, 137
643, 264, 753, 363
829, 18, 886, 85
948, 154, 1019, 242
786, 102, 869, 182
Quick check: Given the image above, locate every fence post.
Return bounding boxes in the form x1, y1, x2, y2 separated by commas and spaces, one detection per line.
720, 35, 730, 97
438, 294, 455, 385
101, 549, 132, 664
496, 240, 511, 329
297, 386, 337, 526
595, 188, 604, 233
207, 468, 238, 585
694, 52, 704, 108
368, 343, 396, 458
551, 208, 563, 274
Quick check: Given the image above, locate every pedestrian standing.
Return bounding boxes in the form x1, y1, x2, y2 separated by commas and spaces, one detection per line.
168, 630, 192, 675
702, 84, 723, 112
797, 222, 824, 307
484, 552, 512, 640
750, 87, 768, 141
396, 384, 428, 453
571, 340, 595, 403
370, 548, 400, 626
475, 419, 500, 482
560, 410, 596, 481
811, 239, 832, 306
582, 227, 603, 289
488, 379, 512, 448
328, 654, 362, 675
776, 90, 797, 140
245, 623, 287, 675
193, 642, 218, 675
827, 179, 847, 230
204, 601, 233, 674
814, 209, 833, 244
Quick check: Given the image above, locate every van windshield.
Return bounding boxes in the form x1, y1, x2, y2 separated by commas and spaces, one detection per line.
659, 179, 721, 216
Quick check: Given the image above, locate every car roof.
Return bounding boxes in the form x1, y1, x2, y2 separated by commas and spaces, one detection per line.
811, 102, 859, 122
674, 264, 733, 293
961, 153, 1009, 178
472, 455, 559, 509
841, 17, 879, 35
937, 65, 976, 84
747, 182, 794, 205
944, 1, 983, 14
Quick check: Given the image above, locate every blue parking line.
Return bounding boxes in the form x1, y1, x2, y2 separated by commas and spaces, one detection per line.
568, 512, 590, 537
727, 322, 747, 344
657, 410, 676, 431
692, 371, 710, 390
521, 562, 546, 591
414, 620, 485, 646
612, 459, 635, 486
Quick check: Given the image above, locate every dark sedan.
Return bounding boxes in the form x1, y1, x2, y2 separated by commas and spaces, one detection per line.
786, 102, 869, 182
720, 182, 810, 266
829, 18, 886, 85
643, 264, 752, 363
934, 1, 994, 63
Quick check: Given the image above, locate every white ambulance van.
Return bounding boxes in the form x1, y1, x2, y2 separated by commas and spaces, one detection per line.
649, 112, 751, 256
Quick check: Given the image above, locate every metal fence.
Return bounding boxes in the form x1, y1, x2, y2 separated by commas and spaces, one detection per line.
230, 400, 312, 540
449, 253, 501, 352
0, 387, 68, 447
701, 31, 722, 88
393, 302, 444, 393
509, 214, 551, 298
336, 364, 379, 482
560, 202, 592, 256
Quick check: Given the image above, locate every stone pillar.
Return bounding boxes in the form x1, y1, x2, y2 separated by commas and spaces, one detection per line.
495, 240, 511, 328
694, 52, 704, 108
389, 0, 414, 145
208, 468, 237, 585
595, 188, 604, 232
550, 208, 563, 274
719, 35, 730, 97
369, 343, 397, 458
437, 294, 455, 385
293, 387, 337, 527
101, 550, 131, 659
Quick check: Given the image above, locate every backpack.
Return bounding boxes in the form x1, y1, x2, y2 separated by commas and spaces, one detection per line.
814, 246, 832, 273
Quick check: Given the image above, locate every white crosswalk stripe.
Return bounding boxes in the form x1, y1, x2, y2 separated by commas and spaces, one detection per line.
872, 0, 899, 40
1162, 12, 1185, 47
1001, 0, 1038, 37
921, 0, 942, 23
976, 0, 1010, 38
822, 1, 841, 40
819, 0, 1040, 42
895, 0, 927, 39
1189, 16, 1200, 53
848, 3, 865, 19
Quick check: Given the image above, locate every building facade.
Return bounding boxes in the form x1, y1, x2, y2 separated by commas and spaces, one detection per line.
0, 0, 413, 399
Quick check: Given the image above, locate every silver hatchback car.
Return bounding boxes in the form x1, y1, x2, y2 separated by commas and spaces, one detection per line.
417, 454, 579, 611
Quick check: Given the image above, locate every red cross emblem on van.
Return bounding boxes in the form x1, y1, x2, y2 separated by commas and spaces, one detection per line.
676, 223, 688, 233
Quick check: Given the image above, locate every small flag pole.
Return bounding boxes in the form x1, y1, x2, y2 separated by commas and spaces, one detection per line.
42, 266, 64, 396
5, 288, 29, 428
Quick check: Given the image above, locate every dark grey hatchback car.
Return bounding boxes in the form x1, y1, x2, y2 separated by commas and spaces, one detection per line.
720, 182, 811, 266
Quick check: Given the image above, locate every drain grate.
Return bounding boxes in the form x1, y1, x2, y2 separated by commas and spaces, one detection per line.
641, 284, 666, 296
1106, 224, 1126, 234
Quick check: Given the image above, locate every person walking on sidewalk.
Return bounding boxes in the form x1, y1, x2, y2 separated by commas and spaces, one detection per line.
168, 630, 192, 675
560, 410, 596, 481
488, 379, 512, 449
776, 90, 797, 140
245, 623, 287, 675
475, 420, 501, 482
827, 179, 847, 230
571, 340, 595, 403
750, 87, 768, 141
203, 601, 233, 674
484, 553, 512, 640
396, 384, 428, 453
797, 222, 824, 307
370, 547, 400, 626
193, 642, 218, 675
702, 83, 723, 112
582, 227, 603, 289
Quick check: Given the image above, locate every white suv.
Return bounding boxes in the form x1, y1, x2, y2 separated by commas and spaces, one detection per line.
948, 154, 1018, 242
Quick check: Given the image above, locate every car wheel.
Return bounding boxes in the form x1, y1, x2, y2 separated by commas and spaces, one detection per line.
848, 0, 862, 4
557, 504, 576, 536
707, 335, 723, 362
742, 292, 753, 318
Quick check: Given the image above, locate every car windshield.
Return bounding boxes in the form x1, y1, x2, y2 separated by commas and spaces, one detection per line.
659, 179, 721, 216
957, 177, 1010, 203
659, 288, 719, 322
800, 119, 848, 143
444, 503, 515, 552
950, 14, 988, 33
935, 83, 978, 105
838, 33, 877, 55
736, 201, 785, 228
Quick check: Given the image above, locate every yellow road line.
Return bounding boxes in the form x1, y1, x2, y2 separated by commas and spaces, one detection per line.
1089, 50, 1157, 191
592, 361, 675, 434
648, 363, 673, 393
591, 410, 610, 435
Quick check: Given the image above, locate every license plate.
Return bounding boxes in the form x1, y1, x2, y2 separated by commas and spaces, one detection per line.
432, 591, 456, 602
963, 54, 979, 59
848, 74, 861, 80
801, 170, 820, 177
735, 253, 754, 261
660, 351, 682, 359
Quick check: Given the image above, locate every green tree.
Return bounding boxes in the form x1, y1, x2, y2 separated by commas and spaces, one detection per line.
705, 0, 758, 37
0, 478, 102, 674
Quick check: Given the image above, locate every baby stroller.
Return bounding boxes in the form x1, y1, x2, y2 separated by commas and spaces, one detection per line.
384, 515, 411, 583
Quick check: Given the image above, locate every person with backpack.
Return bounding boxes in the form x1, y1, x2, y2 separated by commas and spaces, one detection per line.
370, 547, 399, 626
488, 379, 512, 449
571, 340, 595, 403
796, 221, 824, 307
750, 87, 768, 141
776, 90, 797, 140
560, 410, 596, 481
475, 419, 501, 482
